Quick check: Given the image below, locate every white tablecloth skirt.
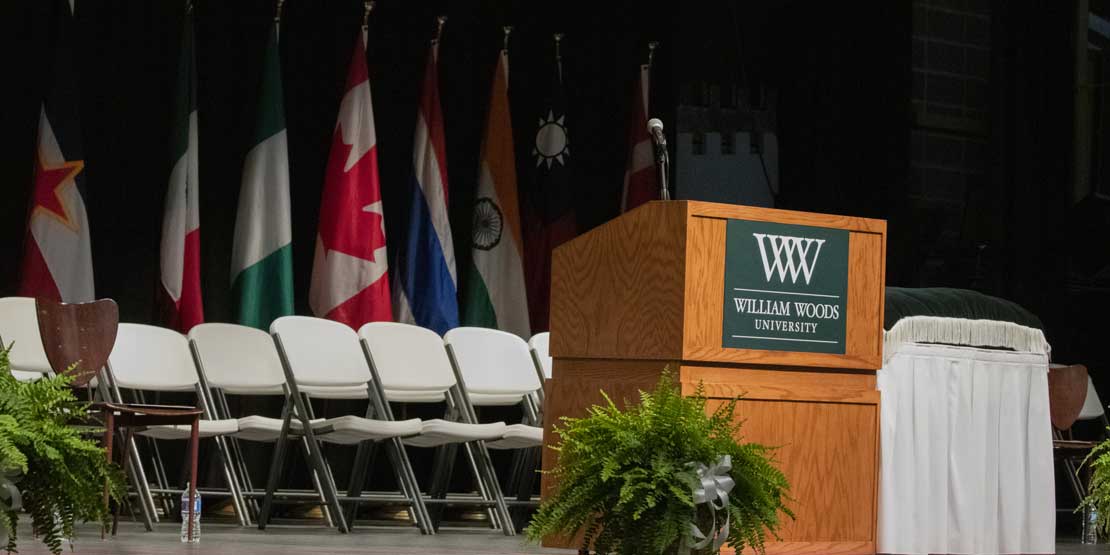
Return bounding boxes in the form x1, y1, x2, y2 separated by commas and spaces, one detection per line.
877, 343, 1055, 555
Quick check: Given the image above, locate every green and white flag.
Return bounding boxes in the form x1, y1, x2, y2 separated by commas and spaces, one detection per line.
230, 26, 293, 329
463, 50, 530, 338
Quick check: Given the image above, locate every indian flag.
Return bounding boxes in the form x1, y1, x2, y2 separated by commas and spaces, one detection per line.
230, 25, 293, 329
463, 49, 530, 338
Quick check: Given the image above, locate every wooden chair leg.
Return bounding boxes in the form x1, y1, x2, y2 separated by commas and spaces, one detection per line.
186, 417, 199, 542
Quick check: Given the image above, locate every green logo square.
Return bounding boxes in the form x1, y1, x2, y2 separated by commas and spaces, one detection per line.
721, 219, 849, 354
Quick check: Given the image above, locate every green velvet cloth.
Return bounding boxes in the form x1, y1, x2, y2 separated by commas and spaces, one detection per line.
884, 287, 1043, 331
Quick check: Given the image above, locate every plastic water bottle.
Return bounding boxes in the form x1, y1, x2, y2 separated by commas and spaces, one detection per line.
1083, 504, 1099, 544
179, 485, 201, 543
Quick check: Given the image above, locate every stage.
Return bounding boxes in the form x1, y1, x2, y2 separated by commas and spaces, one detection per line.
3, 522, 1104, 555
12, 523, 575, 555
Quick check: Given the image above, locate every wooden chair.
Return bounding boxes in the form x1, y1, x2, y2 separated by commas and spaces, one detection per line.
34, 298, 203, 539
1048, 363, 1099, 505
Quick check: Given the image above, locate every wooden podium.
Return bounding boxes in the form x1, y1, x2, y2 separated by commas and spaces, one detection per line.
542, 201, 886, 555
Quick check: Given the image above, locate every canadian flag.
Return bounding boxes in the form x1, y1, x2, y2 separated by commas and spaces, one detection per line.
308, 30, 392, 328
620, 63, 658, 212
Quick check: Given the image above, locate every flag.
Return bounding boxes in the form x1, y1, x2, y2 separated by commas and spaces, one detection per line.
393, 39, 458, 335
159, 10, 204, 332
523, 47, 577, 332
309, 30, 391, 328
230, 24, 294, 330
620, 63, 658, 212
462, 50, 530, 338
19, 0, 94, 303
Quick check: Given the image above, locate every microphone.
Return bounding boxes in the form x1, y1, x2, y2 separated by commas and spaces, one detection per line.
646, 118, 671, 201
647, 118, 667, 153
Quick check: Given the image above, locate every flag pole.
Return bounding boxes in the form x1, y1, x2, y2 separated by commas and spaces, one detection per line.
434, 15, 447, 44
502, 26, 512, 52
362, 1, 374, 31
647, 41, 658, 68
274, 0, 285, 38
554, 33, 564, 84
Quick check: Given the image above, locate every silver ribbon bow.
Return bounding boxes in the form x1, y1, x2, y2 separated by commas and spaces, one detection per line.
0, 466, 22, 513
685, 455, 734, 553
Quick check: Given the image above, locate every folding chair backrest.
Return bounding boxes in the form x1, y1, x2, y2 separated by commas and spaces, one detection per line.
358, 322, 457, 397
271, 316, 370, 387
1079, 375, 1105, 421
0, 297, 52, 375
444, 327, 542, 396
529, 332, 552, 380
188, 323, 285, 395
36, 298, 118, 387
109, 323, 197, 391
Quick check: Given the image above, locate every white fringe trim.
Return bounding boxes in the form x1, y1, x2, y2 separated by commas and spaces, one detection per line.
883, 316, 1050, 362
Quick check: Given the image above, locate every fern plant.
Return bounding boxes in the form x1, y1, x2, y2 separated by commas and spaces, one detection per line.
1079, 431, 1110, 538
0, 340, 124, 554
526, 370, 792, 555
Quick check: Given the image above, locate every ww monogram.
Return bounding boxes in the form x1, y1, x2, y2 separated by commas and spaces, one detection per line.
752, 233, 826, 285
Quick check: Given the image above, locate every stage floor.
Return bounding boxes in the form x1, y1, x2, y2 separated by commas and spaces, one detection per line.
11, 522, 575, 555
7, 523, 1110, 554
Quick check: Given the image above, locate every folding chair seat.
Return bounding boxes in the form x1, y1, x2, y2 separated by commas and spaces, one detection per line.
358, 322, 519, 535
0, 297, 56, 382
268, 316, 428, 534
105, 323, 247, 526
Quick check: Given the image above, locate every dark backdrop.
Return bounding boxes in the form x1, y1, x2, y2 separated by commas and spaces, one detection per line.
0, 0, 675, 326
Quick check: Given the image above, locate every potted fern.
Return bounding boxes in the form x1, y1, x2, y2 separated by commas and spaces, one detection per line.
1080, 434, 1110, 541
0, 340, 123, 554
527, 370, 792, 555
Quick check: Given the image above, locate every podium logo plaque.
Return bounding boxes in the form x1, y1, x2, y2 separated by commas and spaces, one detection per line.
722, 219, 849, 354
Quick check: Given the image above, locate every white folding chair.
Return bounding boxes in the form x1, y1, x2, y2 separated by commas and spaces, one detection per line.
189, 323, 371, 527
529, 332, 552, 381
269, 316, 427, 534
528, 332, 552, 408
0, 297, 55, 382
105, 323, 248, 526
445, 327, 545, 529
358, 322, 516, 535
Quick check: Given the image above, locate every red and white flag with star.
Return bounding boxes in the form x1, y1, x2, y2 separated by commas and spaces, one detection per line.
309, 30, 392, 328
20, 1, 94, 303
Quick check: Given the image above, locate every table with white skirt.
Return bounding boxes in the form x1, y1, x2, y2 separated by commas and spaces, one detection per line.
877, 342, 1055, 555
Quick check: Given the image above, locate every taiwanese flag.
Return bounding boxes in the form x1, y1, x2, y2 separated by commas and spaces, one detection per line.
308, 29, 392, 328
19, 0, 95, 303
159, 9, 204, 332
523, 47, 577, 333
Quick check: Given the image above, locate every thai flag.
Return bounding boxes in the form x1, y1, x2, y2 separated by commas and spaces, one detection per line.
394, 40, 459, 334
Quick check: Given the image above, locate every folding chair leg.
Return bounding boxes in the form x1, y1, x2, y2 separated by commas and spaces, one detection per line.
102, 373, 159, 524
461, 442, 501, 529
427, 443, 457, 530
258, 434, 289, 530
296, 437, 337, 528
383, 438, 432, 534
343, 441, 375, 526
298, 427, 348, 533
214, 436, 250, 526
512, 447, 541, 531
471, 441, 515, 536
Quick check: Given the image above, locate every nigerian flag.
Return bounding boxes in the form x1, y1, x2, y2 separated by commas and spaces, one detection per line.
230, 25, 293, 329
463, 49, 530, 338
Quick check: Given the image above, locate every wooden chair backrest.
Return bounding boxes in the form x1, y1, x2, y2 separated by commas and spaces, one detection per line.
34, 298, 119, 388
1048, 363, 1089, 431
